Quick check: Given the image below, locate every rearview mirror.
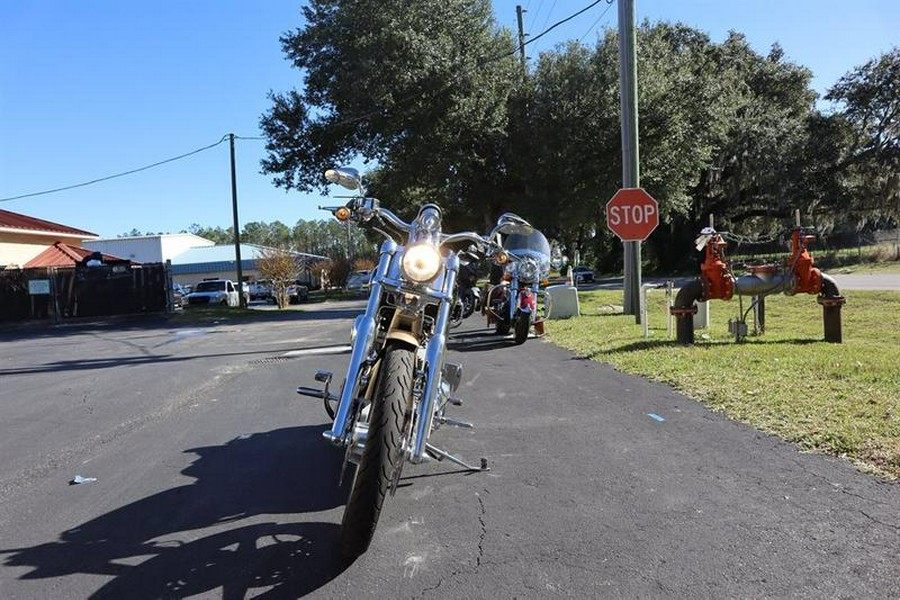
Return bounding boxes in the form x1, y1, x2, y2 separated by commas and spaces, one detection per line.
324, 167, 363, 191
490, 212, 533, 239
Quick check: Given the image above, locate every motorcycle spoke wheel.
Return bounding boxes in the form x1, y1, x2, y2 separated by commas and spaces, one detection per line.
340, 342, 413, 558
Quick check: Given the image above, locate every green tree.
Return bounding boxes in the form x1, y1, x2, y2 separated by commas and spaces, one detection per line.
260, 0, 520, 230
187, 223, 233, 244
825, 47, 900, 223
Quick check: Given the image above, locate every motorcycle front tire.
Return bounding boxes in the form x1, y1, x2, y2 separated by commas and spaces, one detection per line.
514, 311, 529, 345
461, 290, 475, 318
340, 341, 412, 558
495, 302, 511, 335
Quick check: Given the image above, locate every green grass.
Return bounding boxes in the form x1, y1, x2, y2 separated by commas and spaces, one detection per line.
546, 289, 900, 478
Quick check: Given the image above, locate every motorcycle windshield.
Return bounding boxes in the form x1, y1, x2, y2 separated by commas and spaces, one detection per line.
502, 230, 552, 264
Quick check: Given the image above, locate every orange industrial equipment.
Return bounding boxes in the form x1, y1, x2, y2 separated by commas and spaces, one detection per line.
789, 228, 823, 295
700, 233, 734, 301
671, 214, 846, 345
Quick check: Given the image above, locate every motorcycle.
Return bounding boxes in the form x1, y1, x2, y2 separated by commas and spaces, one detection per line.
485, 214, 552, 345
449, 251, 483, 328
296, 167, 508, 557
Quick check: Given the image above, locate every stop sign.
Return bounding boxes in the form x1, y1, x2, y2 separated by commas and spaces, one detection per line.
605, 188, 659, 241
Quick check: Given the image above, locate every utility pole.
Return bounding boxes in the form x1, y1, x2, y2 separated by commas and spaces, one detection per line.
516, 5, 527, 76
229, 133, 246, 308
346, 219, 353, 262
617, 0, 641, 320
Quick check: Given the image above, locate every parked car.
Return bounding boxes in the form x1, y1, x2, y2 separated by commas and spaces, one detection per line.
345, 269, 372, 292
172, 283, 187, 309
288, 281, 309, 304
185, 279, 240, 307
248, 281, 272, 302
572, 265, 595, 283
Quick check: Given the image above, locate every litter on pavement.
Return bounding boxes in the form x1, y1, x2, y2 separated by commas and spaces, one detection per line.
70, 475, 98, 485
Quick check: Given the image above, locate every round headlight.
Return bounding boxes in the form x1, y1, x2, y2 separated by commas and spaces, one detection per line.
401, 244, 442, 283
519, 259, 539, 282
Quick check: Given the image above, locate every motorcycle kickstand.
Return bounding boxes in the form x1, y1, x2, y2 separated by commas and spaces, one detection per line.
425, 443, 490, 472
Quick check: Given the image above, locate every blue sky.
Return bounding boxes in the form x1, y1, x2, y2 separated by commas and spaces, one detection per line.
1, 1, 897, 239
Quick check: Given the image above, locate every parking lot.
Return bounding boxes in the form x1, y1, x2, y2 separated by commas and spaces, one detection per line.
1, 301, 899, 598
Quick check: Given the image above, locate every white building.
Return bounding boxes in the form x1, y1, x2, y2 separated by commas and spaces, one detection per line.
83, 233, 215, 264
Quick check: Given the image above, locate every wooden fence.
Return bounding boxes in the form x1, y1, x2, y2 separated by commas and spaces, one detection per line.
0, 262, 170, 323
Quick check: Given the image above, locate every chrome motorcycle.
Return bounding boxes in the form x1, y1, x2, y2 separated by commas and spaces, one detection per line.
449, 251, 483, 328
485, 215, 552, 345
297, 167, 507, 557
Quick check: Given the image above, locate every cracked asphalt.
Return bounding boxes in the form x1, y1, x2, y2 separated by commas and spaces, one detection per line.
1, 301, 898, 598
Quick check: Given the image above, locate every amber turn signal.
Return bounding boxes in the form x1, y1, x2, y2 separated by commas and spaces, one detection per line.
494, 251, 509, 265
335, 207, 351, 221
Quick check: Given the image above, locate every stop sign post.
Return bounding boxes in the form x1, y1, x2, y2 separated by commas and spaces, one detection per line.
606, 187, 658, 326
606, 188, 659, 241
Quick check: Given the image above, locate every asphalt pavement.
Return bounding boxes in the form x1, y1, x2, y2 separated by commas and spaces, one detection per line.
1, 300, 898, 598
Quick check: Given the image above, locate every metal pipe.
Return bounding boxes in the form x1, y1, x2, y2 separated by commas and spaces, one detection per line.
733, 273, 793, 297
820, 272, 841, 298
818, 273, 845, 343
671, 278, 703, 344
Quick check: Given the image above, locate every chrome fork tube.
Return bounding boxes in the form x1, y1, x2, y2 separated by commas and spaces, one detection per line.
411, 253, 459, 462
323, 240, 397, 446
509, 276, 519, 320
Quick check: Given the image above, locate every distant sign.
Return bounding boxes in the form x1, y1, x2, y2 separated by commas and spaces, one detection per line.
28, 280, 50, 295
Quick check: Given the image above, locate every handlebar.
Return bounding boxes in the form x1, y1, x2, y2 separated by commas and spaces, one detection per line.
322, 197, 506, 260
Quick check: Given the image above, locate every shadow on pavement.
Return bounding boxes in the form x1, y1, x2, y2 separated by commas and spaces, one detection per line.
448, 329, 515, 353
1, 425, 351, 598
0, 302, 363, 342
0, 348, 299, 377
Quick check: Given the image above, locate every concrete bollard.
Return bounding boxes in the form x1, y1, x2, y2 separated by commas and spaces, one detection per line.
544, 284, 580, 319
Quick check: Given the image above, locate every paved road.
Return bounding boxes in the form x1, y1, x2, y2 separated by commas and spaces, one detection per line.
1, 303, 899, 598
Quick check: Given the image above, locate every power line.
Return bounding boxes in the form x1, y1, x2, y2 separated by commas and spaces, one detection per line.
527, 0, 545, 33
0, 134, 258, 202
579, 0, 616, 43
539, 0, 559, 37
522, 0, 608, 49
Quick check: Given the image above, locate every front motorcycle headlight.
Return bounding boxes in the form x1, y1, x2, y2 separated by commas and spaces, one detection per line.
519, 259, 539, 282
401, 243, 442, 283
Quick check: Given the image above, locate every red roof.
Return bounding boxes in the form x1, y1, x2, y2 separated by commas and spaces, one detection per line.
0, 208, 97, 238
24, 242, 132, 268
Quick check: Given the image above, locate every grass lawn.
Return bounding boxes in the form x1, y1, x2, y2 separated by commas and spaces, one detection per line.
546, 289, 900, 479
